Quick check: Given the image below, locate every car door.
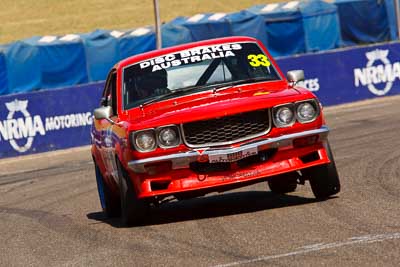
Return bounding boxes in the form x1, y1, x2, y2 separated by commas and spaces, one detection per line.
96, 70, 119, 183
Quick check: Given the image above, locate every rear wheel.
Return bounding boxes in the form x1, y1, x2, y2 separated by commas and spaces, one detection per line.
117, 159, 148, 226
302, 141, 341, 199
268, 172, 298, 194
94, 162, 120, 217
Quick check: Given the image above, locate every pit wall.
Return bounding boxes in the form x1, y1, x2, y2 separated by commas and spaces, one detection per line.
1, 41, 399, 158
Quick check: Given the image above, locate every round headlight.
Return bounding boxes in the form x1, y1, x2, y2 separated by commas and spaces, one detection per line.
274, 106, 295, 127
297, 102, 317, 123
134, 130, 156, 152
158, 126, 180, 147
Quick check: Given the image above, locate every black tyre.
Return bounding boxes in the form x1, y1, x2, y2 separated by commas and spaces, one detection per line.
302, 141, 341, 199
268, 172, 298, 194
94, 162, 120, 217
117, 159, 148, 226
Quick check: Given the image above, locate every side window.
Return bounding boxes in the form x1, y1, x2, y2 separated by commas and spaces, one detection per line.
110, 73, 117, 115
101, 71, 117, 116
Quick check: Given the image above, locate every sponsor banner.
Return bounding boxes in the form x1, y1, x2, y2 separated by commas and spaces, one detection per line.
0, 82, 103, 158
276, 41, 400, 106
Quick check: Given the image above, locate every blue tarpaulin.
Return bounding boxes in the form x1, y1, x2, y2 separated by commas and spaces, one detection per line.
0, 46, 8, 95
248, 0, 341, 57
64, 28, 155, 83
162, 23, 193, 48
116, 27, 156, 61
384, 0, 398, 40
24, 35, 88, 89
170, 14, 231, 42
167, 11, 268, 46
4, 41, 41, 93
226, 10, 268, 47
333, 0, 397, 45
81, 30, 120, 82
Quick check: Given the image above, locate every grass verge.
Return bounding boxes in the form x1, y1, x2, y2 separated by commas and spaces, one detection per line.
0, 0, 282, 44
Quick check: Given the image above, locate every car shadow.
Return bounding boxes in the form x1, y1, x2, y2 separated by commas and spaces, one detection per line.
87, 190, 323, 228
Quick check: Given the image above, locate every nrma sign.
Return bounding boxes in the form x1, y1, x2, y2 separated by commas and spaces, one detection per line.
0, 100, 45, 152
354, 49, 400, 96
0, 99, 93, 154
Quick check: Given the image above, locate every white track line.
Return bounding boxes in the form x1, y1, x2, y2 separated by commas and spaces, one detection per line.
213, 233, 400, 267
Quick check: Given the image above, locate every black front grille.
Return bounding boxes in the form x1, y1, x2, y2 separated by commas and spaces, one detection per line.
182, 109, 270, 147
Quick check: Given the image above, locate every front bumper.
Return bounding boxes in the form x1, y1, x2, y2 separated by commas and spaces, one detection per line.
128, 126, 329, 173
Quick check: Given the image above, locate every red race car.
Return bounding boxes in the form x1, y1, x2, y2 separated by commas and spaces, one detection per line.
91, 36, 340, 226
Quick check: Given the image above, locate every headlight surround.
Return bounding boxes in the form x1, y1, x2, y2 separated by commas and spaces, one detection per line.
273, 104, 296, 127
157, 125, 181, 148
131, 125, 182, 152
133, 129, 157, 152
296, 100, 319, 123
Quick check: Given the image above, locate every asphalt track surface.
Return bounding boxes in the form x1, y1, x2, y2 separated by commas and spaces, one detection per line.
1, 95, 400, 266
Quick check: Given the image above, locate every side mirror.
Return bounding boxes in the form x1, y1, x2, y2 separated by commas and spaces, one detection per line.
287, 70, 305, 84
93, 106, 114, 123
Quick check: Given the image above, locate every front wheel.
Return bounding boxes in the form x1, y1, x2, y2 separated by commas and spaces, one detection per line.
117, 159, 148, 226
268, 172, 298, 194
94, 162, 120, 217
302, 141, 341, 199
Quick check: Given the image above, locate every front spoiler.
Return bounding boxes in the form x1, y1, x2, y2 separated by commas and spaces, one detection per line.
128, 126, 329, 173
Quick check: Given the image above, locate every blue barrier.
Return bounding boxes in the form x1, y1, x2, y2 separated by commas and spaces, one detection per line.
0, 82, 103, 158
162, 10, 268, 49
81, 27, 156, 83
1, 40, 400, 158
81, 30, 121, 82
24, 36, 89, 89
277, 41, 400, 106
169, 14, 231, 42
162, 23, 193, 48
333, 0, 397, 46
248, 0, 341, 57
0, 46, 7, 95
226, 10, 268, 48
116, 27, 156, 61
4, 41, 42, 94
165, 11, 268, 48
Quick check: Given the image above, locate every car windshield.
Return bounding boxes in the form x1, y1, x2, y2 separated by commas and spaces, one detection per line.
123, 42, 281, 109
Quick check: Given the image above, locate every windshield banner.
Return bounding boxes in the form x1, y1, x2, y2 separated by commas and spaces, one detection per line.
0, 82, 103, 158
140, 44, 242, 72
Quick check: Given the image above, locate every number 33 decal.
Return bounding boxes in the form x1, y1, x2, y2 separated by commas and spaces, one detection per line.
247, 54, 271, 67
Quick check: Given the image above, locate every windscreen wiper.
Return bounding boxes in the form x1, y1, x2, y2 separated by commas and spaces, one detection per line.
213, 77, 276, 93
139, 87, 198, 108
